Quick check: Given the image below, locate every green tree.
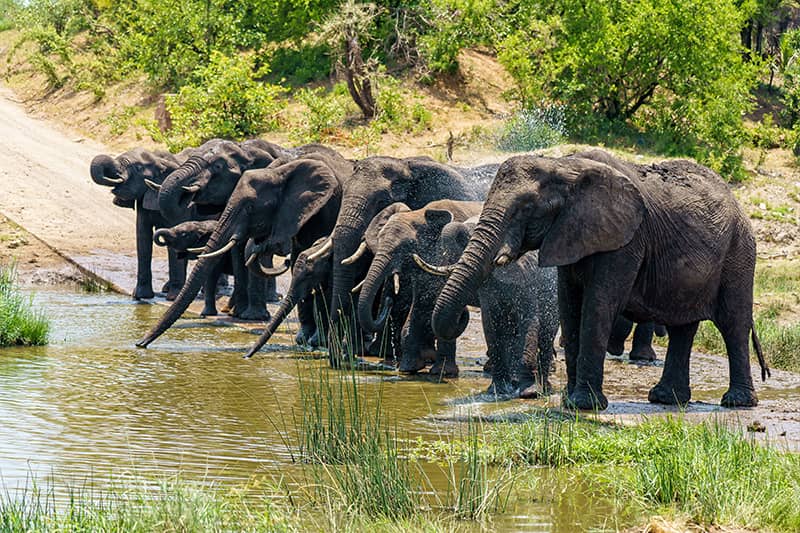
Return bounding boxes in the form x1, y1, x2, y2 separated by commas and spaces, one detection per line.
498, 0, 759, 177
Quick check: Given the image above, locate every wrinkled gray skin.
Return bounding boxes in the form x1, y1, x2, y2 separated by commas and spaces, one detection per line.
153, 220, 238, 318
356, 201, 484, 375
157, 138, 286, 316
419, 220, 558, 394
137, 151, 353, 348
244, 237, 334, 358
90, 146, 202, 300
432, 150, 769, 410
326, 157, 496, 360
607, 318, 667, 361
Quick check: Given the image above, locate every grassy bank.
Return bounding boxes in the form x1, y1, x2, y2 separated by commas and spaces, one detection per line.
0, 263, 48, 346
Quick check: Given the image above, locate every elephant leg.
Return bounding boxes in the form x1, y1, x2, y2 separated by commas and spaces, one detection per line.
260, 256, 281, 303
201, 261, 223, 317
568, 260, 637, 411
629, 321, 657, 361
133, 208, 155, 300
607, 316, 633, 356
228, 245, 249, 317
715, 285, 758, 407
558, 272, 582, 397
648, 321, 698, 405
430, 339, 458, 379
240, 271, 270, 321
483, 299, 516, 395
166, 247, 187, 301
295, 296, 318, 345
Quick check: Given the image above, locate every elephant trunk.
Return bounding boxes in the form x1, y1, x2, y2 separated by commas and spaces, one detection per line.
244, 292, 297, 358
432, 207, 507, 340
330, 221, 366, 323
159, 156, 206, 223
153, 228, 171, 247
136, 204, 240, 347
357, 252, 394, 333
90, 154, 123, 187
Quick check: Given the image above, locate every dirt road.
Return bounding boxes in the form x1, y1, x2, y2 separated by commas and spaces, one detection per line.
0, 86, 169, 292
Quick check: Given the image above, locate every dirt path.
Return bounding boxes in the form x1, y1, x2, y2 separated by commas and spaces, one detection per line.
0, 86, 171, 293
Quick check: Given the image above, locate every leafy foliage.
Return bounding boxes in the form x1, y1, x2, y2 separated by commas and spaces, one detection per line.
155, 52, 286, 151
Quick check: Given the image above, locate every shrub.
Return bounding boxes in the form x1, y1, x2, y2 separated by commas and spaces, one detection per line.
157, 52, 286, 151
289, 84, 352, 144
0, 263, 49, 347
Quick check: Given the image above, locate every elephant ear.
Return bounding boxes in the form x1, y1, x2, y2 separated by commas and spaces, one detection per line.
439, 221, 471, 259
268, 158, 340, 246
539, 161, 645, 267
422, 209, 454, 239
364, 203, 411, 252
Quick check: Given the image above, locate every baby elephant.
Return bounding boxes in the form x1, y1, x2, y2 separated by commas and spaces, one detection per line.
418, 219, 559, 397
154, 220, 269, 320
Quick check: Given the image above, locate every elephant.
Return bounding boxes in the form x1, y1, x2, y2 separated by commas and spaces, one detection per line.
431, 150, 769, 410
155, 138, 287, 314
90, 146, 201, 300
244, 237, 334, 358
320, 156, 496, 359
415, 219, 559, 395
153, 219, 252, 318
137, 150, 354, 348
354, 200, 484, 374
606, 318, 668, 361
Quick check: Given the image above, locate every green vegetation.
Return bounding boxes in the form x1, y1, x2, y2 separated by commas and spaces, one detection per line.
0, 263, 49, 347
3, 0, 796, 177
416, 414, 800, 532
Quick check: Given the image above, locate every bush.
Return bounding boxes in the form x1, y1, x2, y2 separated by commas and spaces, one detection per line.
289, 84, 353, 143
0, 263, 49, 347
156, 52, 286, 151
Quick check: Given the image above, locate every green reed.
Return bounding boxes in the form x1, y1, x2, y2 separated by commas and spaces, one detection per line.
0, 263, 49, 346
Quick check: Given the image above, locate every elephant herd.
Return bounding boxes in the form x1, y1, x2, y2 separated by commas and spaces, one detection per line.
91, 140, 770, 411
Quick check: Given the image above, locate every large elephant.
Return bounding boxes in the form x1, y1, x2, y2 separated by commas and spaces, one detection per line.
322, 156, 496, 357
137, 151, 353, 348
431, 151, 769, 410
244, 237, 333, 358
355, 200, 484, 374
153, 220, 237, 317
90, 147, 196, 300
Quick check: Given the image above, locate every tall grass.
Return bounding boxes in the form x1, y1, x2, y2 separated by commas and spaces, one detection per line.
0, 263, 49, 346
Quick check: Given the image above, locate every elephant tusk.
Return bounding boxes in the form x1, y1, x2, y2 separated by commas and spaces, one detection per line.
351, 279, 365, 294
495, 254, 511, 266
198, 239, 236, 258
182, 185, 201, 193
306, 237, 332, 262
393, 272, 400, 294
412, 253, 454, 277
245, 253, 258, 267
341, 241, 368, 265
260, 259, 290, 277
144, 179, 161, 191
105, 177, 124, 184
186, 246, 206, 254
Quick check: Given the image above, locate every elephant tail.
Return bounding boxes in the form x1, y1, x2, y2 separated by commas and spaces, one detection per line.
751, 323, 770, 381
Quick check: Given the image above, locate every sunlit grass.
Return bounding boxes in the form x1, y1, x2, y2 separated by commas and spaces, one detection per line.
0, 263, 49, 346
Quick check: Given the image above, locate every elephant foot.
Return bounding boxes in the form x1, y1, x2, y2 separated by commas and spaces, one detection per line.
606, 339, 625, 357
629, 345, 657, 362
648, 382, 691, 406
165, 289, 179, 301
295, 327, 315, 346
654, 325, 668, 337
486, 379, 516, 397
399, 351, 435, 374
307, 329, 325, 349
429, 359, 459, 379
238, 307, 271, 321
201, 306, 218, 317
563, 384, 608, 411
133, 286, 155, 300
721, 387, 758, 408
520, 379, 552, 399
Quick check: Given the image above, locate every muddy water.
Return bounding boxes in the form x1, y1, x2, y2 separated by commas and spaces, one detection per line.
0, 289, 635, 530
